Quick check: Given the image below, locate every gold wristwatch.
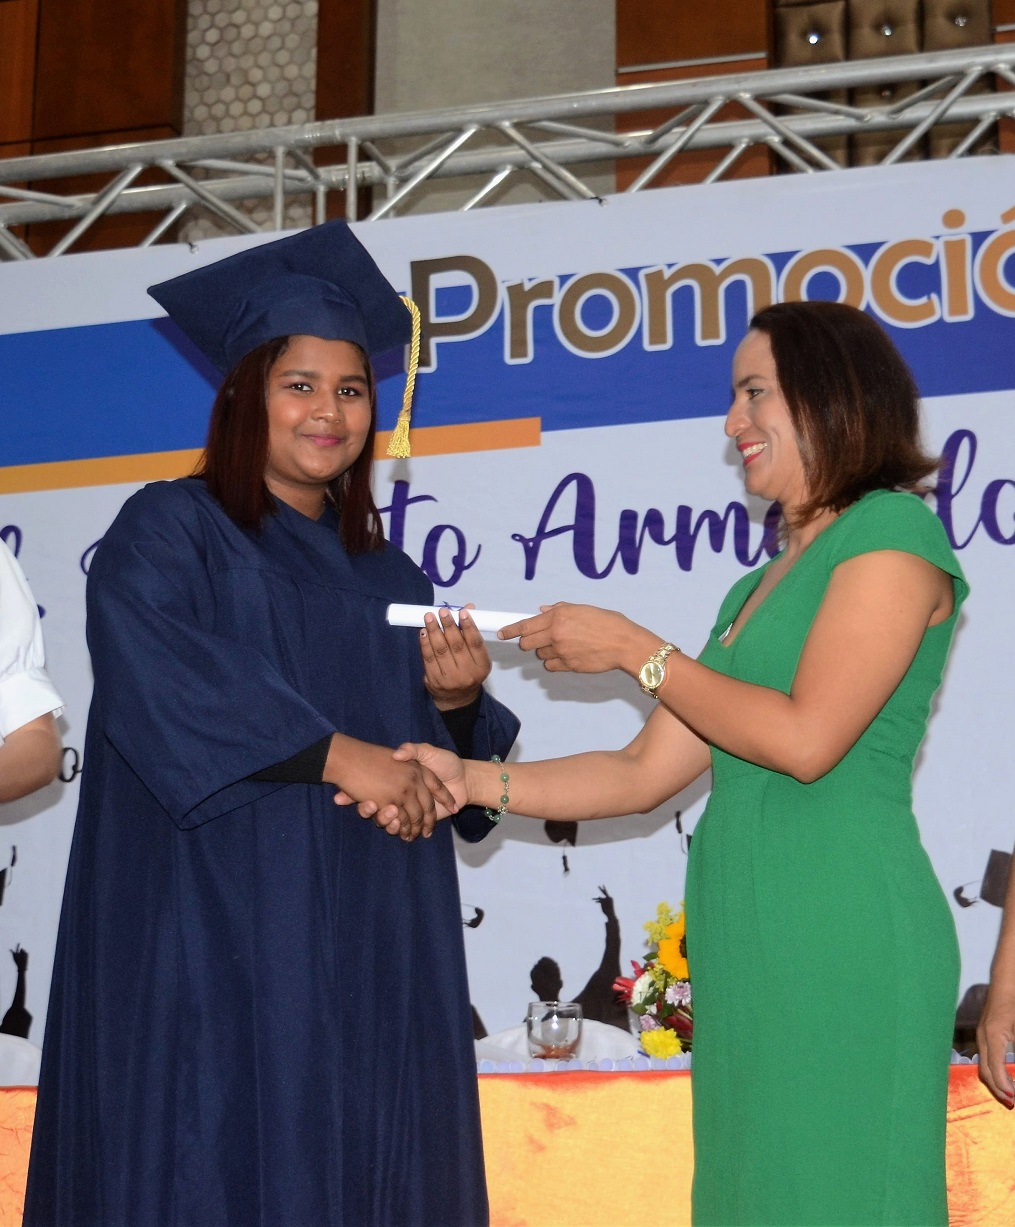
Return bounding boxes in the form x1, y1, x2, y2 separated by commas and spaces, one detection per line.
638, 642, 680, 698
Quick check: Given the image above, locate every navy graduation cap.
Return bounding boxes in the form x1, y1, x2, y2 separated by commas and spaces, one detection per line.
148, 220, 421, 456
148, 220, 412, 373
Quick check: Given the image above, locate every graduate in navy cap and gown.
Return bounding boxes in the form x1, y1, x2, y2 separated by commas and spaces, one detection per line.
24, 221, 518, 1227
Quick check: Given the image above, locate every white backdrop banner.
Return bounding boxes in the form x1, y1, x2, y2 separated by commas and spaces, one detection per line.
1, 155, 1014, 1042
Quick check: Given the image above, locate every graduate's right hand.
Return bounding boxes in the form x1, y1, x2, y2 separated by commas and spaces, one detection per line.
325, 734, 457, 842
339, 742, 470, 832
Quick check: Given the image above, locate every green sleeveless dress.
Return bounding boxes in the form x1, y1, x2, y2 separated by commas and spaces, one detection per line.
686, 490, 968, 1227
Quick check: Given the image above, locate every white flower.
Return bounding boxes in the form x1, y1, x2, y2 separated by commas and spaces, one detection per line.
631, 971, 655, 1009
665, 981, 692, 1007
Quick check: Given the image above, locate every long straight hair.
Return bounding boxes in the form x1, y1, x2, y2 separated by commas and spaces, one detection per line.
194, 335, 385, 553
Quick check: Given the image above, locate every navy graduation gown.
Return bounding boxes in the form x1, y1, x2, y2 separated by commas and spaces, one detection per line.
24, 478, 518, 1227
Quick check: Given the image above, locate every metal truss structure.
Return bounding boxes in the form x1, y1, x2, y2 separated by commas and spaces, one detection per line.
1, 42, 1014, 259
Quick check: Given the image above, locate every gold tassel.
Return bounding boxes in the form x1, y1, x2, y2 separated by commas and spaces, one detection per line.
386, 295, 421, 459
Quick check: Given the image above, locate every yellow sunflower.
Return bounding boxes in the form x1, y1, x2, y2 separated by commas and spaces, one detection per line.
657, 917, 689, 980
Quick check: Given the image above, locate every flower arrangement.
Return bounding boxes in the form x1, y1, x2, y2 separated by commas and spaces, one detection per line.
613, 901, 692, 1057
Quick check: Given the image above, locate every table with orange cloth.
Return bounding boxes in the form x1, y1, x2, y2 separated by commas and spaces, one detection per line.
0, 1067, 1011, 1225
481, 1065, 1015, 1227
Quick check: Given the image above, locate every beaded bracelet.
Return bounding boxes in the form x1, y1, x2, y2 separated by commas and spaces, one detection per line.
485, 755, 510, 824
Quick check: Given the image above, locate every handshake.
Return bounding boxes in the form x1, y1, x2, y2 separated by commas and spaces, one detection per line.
331, 738, 466, 843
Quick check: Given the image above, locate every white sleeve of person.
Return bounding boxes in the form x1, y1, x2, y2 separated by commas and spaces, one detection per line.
0, 541, 65, 742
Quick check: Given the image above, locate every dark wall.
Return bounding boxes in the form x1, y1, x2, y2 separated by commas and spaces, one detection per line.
0, 0, 187, 251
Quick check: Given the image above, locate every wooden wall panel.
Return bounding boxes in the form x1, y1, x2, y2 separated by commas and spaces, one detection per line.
33, 0, 186, 142
0, 0, 39, 145
0, 0, 186, 250
7, 0, 187, 253
316, 0, 375, 120
617, 0, 768, 67
316, 0, 377, 218
616, 0, 770, 188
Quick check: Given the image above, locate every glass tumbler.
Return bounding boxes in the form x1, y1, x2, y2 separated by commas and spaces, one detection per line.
525, 1000, 583, 1059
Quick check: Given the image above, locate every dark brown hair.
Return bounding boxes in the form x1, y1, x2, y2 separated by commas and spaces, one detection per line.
748, 300, 938, 525
194, 335, 385, 553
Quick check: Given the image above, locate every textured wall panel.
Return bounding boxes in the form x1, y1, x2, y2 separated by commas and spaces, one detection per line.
775, 0, 848, 65
848, 0, 922, 59
923, 0, 993, 50
182, 0, 318, 236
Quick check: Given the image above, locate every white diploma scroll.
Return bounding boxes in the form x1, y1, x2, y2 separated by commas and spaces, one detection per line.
385, 604, 536, 638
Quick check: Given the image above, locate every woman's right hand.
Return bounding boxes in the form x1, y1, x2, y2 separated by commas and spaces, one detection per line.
339, 743, 470, 833
977, 985, 1015, 1108
393, 742, 469, 808
499, 602, 657, 678
325, 735, 457, 842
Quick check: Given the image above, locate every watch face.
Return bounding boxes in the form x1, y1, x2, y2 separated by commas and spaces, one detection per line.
641, 660, 664, 691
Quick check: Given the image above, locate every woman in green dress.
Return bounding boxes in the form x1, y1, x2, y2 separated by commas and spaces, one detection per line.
355, 300, 967, 1226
